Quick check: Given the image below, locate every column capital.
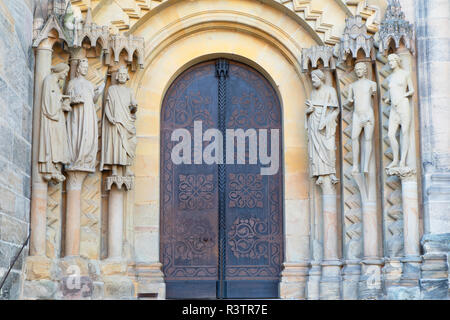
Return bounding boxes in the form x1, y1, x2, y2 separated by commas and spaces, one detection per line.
66, 171, 88, 191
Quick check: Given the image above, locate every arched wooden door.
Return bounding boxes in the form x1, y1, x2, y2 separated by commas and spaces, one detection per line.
160, 59, 283, 299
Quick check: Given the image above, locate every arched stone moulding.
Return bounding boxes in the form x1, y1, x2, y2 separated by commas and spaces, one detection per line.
126, 0, 337, 299
85, 0, 381, 44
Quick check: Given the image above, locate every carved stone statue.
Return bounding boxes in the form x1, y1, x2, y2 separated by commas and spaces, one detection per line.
345, 62, 377, 174
384, 53, 415, 170
38, 63, 71, 183
305, 69, 340, 186
100, 66, 138, 176
66, 58, 105, 172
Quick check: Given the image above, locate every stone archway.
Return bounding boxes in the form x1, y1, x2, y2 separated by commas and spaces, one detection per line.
123, 0, 329, 299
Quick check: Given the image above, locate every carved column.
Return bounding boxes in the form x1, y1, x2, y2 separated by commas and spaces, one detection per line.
105, 177, 134, 259
379, 2, 422, 297
29, 38, 54, 256
65, 171, 88, 256
319, 176, 342, 300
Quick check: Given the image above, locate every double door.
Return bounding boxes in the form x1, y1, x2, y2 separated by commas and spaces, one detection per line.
160, 59, 283, 299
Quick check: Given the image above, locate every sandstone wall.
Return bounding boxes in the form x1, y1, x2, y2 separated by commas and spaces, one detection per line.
0, 0, 34, 300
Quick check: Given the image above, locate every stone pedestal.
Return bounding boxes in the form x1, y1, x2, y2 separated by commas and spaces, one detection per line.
420, 233, 450, 299
23, 256, 103, 300
320, 260, 342, 300
383, 257, 403, 289
65, 171, 88, 256
306, 261, 321, 300
100, 259, 133, 300
133, 263, 166, 300
359, 258, 383, 299
342, 260, 361, 300
279, 262, 309, 299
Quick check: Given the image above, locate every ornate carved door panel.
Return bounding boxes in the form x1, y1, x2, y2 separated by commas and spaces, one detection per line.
161, 60, 283, 299
161, 62, 219, 299
224, 62, 283, 298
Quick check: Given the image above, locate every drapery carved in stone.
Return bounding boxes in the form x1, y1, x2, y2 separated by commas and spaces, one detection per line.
66, 58, 104, 173
38, 63, 71, 183
305, 69, 340, 185
100, 66, 137, 178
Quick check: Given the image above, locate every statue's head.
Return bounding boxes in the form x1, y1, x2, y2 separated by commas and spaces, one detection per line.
77, 58, 89, 77
354, 62, 368, 78
311, 69, 325, 89
116, 66, 130, 84
388, 53, 402, 70
52, 63, 70, 80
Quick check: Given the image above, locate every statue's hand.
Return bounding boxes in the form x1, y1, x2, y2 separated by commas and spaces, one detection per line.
96, 82, 106, 94
130, 105, 138, 114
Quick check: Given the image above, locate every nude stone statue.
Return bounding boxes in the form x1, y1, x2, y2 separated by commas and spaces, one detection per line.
38, 63, 71, 183
345, 62, 377, 174
305, 69, 340, 187
384, 53, 415, 170
66, 58, 105, 172
100, 66, 138, 176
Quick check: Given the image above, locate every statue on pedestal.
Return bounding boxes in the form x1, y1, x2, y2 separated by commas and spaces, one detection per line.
384, 53, 415, 172
66, 58, 105, 172
345, 62, 377, 174
38, 63, 71, 183
305, 69, 340, 187
100, 66, 138, 177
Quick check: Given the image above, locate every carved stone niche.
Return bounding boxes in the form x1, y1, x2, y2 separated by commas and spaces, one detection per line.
378, 0, 414, 55
105, 176, 135, 192
339, 15, 375, 63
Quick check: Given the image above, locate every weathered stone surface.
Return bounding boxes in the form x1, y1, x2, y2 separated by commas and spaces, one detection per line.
23, 279, 58, 300
0, 213, 28, 244
0, 241, 25, 271
103, 276, 134, 300
25, 256, 53, 281
0, 0, 33, 301
101, 260, 128, 276
386, 286, 421, 300
420, 280, 449, 300
0, 270, 21, 300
